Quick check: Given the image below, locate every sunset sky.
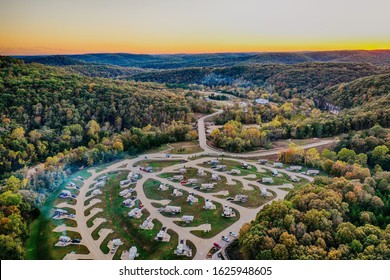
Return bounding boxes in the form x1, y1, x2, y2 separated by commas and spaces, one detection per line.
0, 0, 389, 55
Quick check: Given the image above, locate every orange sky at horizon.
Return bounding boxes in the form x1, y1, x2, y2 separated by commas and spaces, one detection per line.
1, 0, 389, 55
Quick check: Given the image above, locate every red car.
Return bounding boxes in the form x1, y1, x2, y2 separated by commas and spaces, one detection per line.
213, 242, 221, 249
139, 204, 144, 209
180, 180, 188, 185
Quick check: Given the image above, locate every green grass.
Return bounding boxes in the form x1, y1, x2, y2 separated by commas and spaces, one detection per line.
143, 179, 174, 201
134, 160, 184, 171
25, 166, 115, 259
168, 141, 204, 154
100, 172, 193, 259
144, 182, 239, 238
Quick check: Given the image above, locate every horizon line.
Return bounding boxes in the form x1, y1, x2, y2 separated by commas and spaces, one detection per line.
5, 48, 390, 57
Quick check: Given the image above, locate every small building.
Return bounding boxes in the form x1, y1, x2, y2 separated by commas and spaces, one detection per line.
59, 236, 71, 243
186, 193, 199, 203
290, 175, 300, 182
173, 175, 184, 181
162, 205, 181, 214
158, 184, 169, 191
255, 98, 269, 105
262, 177, 274, 184
222, 205, 236, 218
229, 169, 241, 175
128, 246, 139, 260
273, 162, 283, 168
128, 208, 142, 218
307, 170, 320, 175
272, 169, 279, 176
172, 188, 183, 197
178, 168, 187, 174
91, 189, 102, 196
258, 159, 268, 164
201, 183, 215, 190
197, 169, 206, 176
287, 165, 303, 171
175, 239, 192, 257
234, 195, 248, 202
181, 215, 194, 223
204, 199, 216, 210
59, 190, 72, 198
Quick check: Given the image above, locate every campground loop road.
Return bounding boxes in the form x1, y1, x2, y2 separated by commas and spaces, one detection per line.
57, 108, 336, 260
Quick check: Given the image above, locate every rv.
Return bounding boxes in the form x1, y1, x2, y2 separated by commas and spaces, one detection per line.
273, 162, 283, 168
307, 170, 320, 175
173, 175, 184, 181
222, 205, 236, 218
162, 205, 181, 214
229, 169, 241, 175
262, 177, 274, 184
234, 195, 248, 202
201, 183, 215, 190
290, 175, 300, 182
287, 165, 302, 172
204, 199, 216, 210
181, 215, 194, 223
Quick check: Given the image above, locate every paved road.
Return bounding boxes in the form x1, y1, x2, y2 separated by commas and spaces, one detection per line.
56, 107, 335, 260
197, 109, 336, 157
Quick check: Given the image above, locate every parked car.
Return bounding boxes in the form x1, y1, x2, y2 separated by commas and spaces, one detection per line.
68, 214, 75, 218
72, 239, 81, 243
229, 232, 238, 238
213, 242, 222, 249
226, 197, 234, 201
139, 204, 144, 209
193, 186, 200, 190
221, 236, 230, 242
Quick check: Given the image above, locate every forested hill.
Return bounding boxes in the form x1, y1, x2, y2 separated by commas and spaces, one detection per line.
0, 57, 191, 131
319, 73, 390, 108
0, 57, 205, 175
17, 50, 390, 69
128, 63, 389, 93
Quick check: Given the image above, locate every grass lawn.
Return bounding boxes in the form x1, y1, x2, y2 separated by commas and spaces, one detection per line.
25, 166, 114, 259
168, 141, 204, 154
100, 172, 193, 259
134, 160, 184, 171
143, 178, 239, 238
143, 179, 174, 201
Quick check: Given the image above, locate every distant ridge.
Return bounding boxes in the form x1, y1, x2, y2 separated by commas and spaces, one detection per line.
16, 50, 390, 69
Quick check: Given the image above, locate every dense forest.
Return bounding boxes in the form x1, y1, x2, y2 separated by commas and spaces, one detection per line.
0, 57, 210, 175
128, 63, 388, 93
237, 174, 390, 260
18, 50, 390, 69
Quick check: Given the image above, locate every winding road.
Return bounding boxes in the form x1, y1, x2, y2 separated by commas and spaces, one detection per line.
56, 106, 336, 260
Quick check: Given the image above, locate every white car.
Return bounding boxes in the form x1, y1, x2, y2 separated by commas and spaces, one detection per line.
221, 236, 230, 242
229, 232, 238, 238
